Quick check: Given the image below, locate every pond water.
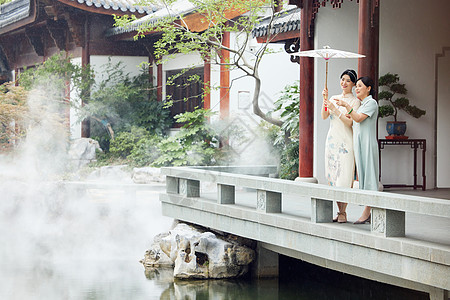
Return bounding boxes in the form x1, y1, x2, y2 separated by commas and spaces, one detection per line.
0, 181, 428, 300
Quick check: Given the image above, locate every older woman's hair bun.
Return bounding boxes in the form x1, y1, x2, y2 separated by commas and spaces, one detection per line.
341, 69, 357, 84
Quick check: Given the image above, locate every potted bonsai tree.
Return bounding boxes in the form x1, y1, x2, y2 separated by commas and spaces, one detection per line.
378, 73, 426, 139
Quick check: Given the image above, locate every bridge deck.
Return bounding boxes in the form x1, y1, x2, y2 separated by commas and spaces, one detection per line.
158, 166, 450, 299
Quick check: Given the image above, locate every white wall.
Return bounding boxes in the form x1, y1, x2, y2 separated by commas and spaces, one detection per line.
314, 2, 360, 184
90, 55, 149, 87
70, 55, 149, 139
378, 0, 450, 189
226, 32, 300, 165
436, 50, 450, 187
314, 0, 450, 188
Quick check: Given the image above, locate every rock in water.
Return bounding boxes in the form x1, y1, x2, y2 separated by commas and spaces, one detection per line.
141, 223, 255, 279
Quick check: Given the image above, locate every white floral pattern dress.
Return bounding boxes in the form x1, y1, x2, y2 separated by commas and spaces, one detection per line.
325, 93, 360, 187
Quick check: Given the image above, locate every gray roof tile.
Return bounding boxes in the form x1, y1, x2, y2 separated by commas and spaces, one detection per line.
252, 7, 300, 38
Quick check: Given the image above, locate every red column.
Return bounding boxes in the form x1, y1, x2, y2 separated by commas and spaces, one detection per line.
157, 63, 163, 101
148, 55, 154, 91
203, 57, 211, 110
81, 15, 90, 138
220, 31, 230, 120
358, 0, 380, 99
298, 0, 315, 178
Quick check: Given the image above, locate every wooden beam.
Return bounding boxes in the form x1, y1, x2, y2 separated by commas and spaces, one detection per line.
25, 27, 45, 57
47, 19, 68, 51
64, 12, 85, 47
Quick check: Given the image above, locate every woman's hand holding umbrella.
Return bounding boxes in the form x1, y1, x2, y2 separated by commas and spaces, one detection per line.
322, 88, 329, 111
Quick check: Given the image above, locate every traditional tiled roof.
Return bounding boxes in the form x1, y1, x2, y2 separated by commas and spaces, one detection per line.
252, 7, 300, 38
0, 0, 156, 32
0, 0, 31, 29
66, 0, 156, 14
107, 0, 195, 36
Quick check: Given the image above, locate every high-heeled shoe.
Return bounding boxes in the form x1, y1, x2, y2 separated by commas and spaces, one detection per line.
354, 214, 371, 224
333, 212, 347, 223
337, 212, 347, 223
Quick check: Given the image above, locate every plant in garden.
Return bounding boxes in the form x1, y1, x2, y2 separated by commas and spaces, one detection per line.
0, 83, 28, 151
261, 81, 300, 180
272, 80, 299, 143
378, 73, 425, 121
19, 52, 94, 104
107, 126, 162, 167
152, 108, 219, 167
114, 0, 288, 127
76, 60, 172, 151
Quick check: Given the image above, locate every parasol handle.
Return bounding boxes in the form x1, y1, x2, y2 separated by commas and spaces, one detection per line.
325, 60, 328, 111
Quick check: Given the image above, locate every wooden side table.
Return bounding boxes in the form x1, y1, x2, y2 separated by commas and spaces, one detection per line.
378, 139, 426, 190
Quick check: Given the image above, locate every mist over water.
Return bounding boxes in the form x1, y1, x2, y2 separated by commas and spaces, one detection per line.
0, 87, 173, 299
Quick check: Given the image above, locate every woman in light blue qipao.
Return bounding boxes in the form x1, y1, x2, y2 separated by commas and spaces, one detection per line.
336, 76, 379, 224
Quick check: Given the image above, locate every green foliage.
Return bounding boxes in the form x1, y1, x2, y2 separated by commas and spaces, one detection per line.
152, 108, 219, 167
78, 60, 172, 151
114, 0, 287, 127
279, 139, 299, 180
0, 82, 28, 151
107, 126, 161, 167
19, 52, 94, 103
109, 127, 147, 158
272, 80, 299, 144
378, 73, 426, 121
260, 81, 301, 180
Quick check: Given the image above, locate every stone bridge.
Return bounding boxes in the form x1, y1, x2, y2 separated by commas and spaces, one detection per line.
159, 166, 450, 300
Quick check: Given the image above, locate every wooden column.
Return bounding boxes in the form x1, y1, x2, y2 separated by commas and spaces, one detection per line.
220, 31, 230, 120
358, 0, 380, 99
157, 63, 163, 101
81, 15, 90, 138
148, 55, 153, 89
203, 57, 211, 110
298, 0, 315, 178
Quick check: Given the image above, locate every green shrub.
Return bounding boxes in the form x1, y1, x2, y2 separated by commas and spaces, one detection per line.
262, 81, 301, 180
128, 135, 162, 167
151, 108, 219, 167
109, 126, 150, 158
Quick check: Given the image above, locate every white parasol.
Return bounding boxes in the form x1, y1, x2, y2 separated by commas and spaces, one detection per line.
291, 46, 365, 110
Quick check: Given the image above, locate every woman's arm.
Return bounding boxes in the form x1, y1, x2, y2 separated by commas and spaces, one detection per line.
336, 99, 368, 123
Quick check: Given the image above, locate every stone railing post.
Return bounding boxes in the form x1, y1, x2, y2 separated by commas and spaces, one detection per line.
311, 197, 333, 223
256, 190, 281, 213
371, 208, 405, 237
166, 176, 179, 194
217, 184, 235, 204
179, 178, 200, 197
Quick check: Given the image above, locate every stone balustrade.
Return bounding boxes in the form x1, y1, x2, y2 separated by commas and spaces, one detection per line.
161, 165, 449, 238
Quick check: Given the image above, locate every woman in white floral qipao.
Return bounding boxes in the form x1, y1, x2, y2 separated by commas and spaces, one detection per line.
321, 69, 360, 223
